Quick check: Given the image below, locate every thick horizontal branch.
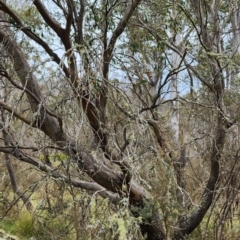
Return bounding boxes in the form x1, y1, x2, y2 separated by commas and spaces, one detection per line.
0, 146, 121, 204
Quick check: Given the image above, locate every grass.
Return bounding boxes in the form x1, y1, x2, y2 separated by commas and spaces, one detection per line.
0, 219, 17, 236
0, 211, 34, 240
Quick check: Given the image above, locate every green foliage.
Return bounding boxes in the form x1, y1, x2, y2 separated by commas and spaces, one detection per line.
0, 220, 16, 236
33, 216, 71, 240
131, 199, 157, 222
15, 212, 34, 238
39, 153, 68, 161
106, 206, 143, 240
0, 211, 34, 239
82, 197, 143, 240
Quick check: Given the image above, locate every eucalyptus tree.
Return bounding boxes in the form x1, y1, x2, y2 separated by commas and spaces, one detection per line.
0, 0, 240, 239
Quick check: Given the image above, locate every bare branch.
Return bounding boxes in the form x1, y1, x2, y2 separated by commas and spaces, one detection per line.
0, 0, 70, 77
33, 0, 64, 38
107, 0, 142, 59
0, 28, 63, 139
0, 146, 121, 204
0, 100, 36, 127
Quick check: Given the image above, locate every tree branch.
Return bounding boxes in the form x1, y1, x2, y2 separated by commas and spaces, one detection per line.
0, 100, 36, 127
173, 113, 226, 239
0, 28, 64, 140
33, 0, 65, 38
107, 0, 142, 59
0, 0, 70, 78
0, 146, 121, 204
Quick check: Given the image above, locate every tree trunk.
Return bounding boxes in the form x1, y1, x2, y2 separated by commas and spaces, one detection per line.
1, 115, 33, 212
173, 112, 226, 239
4, 150, 33, 212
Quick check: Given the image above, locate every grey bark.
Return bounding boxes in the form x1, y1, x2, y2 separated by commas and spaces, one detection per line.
0, 15, 166, 239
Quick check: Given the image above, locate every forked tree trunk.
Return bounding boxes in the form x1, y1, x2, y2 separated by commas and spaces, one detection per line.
0, 26, 166, 239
